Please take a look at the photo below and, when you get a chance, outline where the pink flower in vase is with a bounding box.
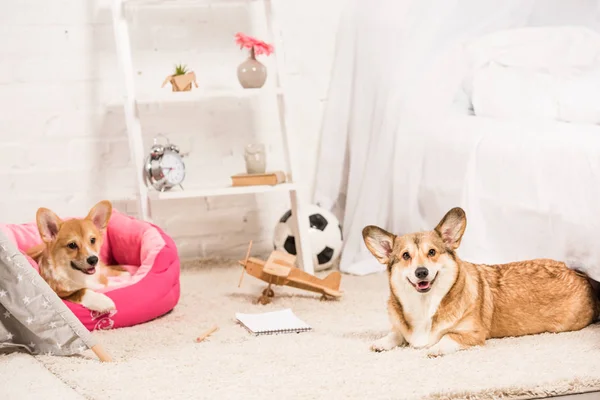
[235,32,272,88]
[234,32,274,57]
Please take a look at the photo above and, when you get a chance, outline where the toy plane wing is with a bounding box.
[285,268,343,297]
[263,263,291,277]
[262,251,295,277]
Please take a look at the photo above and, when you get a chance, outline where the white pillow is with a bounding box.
[559,68,600,124]
[464,26,600,124]
[471,62,600,124]
[471,63,557,121]
[465,26,600,73]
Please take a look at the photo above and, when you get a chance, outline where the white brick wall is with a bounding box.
[0,0,345,260]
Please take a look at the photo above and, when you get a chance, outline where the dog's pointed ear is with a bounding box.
[434,207,467,249]
[86,200,113,232]
[362,225,395,264]
[36,208,62,243]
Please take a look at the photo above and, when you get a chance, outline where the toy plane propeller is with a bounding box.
[237,241,343,304]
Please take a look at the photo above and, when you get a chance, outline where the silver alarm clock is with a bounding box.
[144,134,186,192]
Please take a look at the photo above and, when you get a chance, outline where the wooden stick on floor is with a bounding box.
[91,344,113,362]
[195,325,219,343]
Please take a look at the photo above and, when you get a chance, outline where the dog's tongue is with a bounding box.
[84,267,96,275]
[417,281,430,290]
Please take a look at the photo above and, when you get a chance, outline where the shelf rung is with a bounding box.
[148,182,297,200]
[108,87,283,107]
[123,0,256,8]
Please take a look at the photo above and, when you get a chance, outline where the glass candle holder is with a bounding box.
[244,143,266,174]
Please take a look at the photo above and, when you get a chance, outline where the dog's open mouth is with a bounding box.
[407,275,437,293]
[71,261,96,275]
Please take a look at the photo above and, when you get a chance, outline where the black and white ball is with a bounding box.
[273,204,343,272]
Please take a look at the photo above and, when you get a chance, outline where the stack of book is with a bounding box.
[230,170,287,187]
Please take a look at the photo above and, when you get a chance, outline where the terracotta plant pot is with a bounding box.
[161,72,199,92]
[237,48,267,89]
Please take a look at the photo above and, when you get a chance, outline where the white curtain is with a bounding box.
[314,0,600,275]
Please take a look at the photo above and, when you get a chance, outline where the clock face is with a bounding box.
[159,152,185,185]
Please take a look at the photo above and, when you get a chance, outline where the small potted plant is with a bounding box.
[234,32,274,89]
[161,63,199,92]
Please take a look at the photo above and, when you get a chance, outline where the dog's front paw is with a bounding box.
[426,346,445,358]
[370,332,404,352]
[371,340,394,352]
[82,291,116,313]
[92,295,116,313]
[426,336,461,358]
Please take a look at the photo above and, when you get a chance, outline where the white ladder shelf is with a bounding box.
[110,0,315,275]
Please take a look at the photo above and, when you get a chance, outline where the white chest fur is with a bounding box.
[393,270,456,349]
[398,287,445,348]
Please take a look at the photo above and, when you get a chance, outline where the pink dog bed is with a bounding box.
[0,210,180,331]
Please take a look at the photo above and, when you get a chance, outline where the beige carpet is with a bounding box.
[3,262,600,400]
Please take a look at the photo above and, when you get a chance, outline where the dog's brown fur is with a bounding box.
[26,200,129,313]
[363,207,599,357]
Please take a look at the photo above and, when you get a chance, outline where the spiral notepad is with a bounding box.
[235,308,312,335]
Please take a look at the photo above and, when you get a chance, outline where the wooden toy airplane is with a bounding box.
[237,241,343,305]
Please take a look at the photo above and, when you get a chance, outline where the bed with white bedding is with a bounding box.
[391,114,600,281]
[313,0,600,277]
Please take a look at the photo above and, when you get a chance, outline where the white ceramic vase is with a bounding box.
[237,48,267,89]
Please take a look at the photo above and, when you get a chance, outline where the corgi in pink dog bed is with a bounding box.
[1,200,180,331]
[26,201,129,313]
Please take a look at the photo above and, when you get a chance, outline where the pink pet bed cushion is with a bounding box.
[0,210,180,331]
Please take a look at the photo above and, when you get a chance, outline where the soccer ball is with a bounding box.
[273,204,343,272]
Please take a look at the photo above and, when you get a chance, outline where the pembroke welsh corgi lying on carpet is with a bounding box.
[26,200,129,313]
[363,207,599,357]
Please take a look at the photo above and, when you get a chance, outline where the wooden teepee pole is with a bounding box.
[91,344,113,362]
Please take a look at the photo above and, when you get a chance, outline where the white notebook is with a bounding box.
[235,308,312,335]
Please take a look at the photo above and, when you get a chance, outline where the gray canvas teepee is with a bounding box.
[0,230,110,361]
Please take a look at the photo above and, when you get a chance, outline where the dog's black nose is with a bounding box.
[415,267,429,279]
[87,256,99,266]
